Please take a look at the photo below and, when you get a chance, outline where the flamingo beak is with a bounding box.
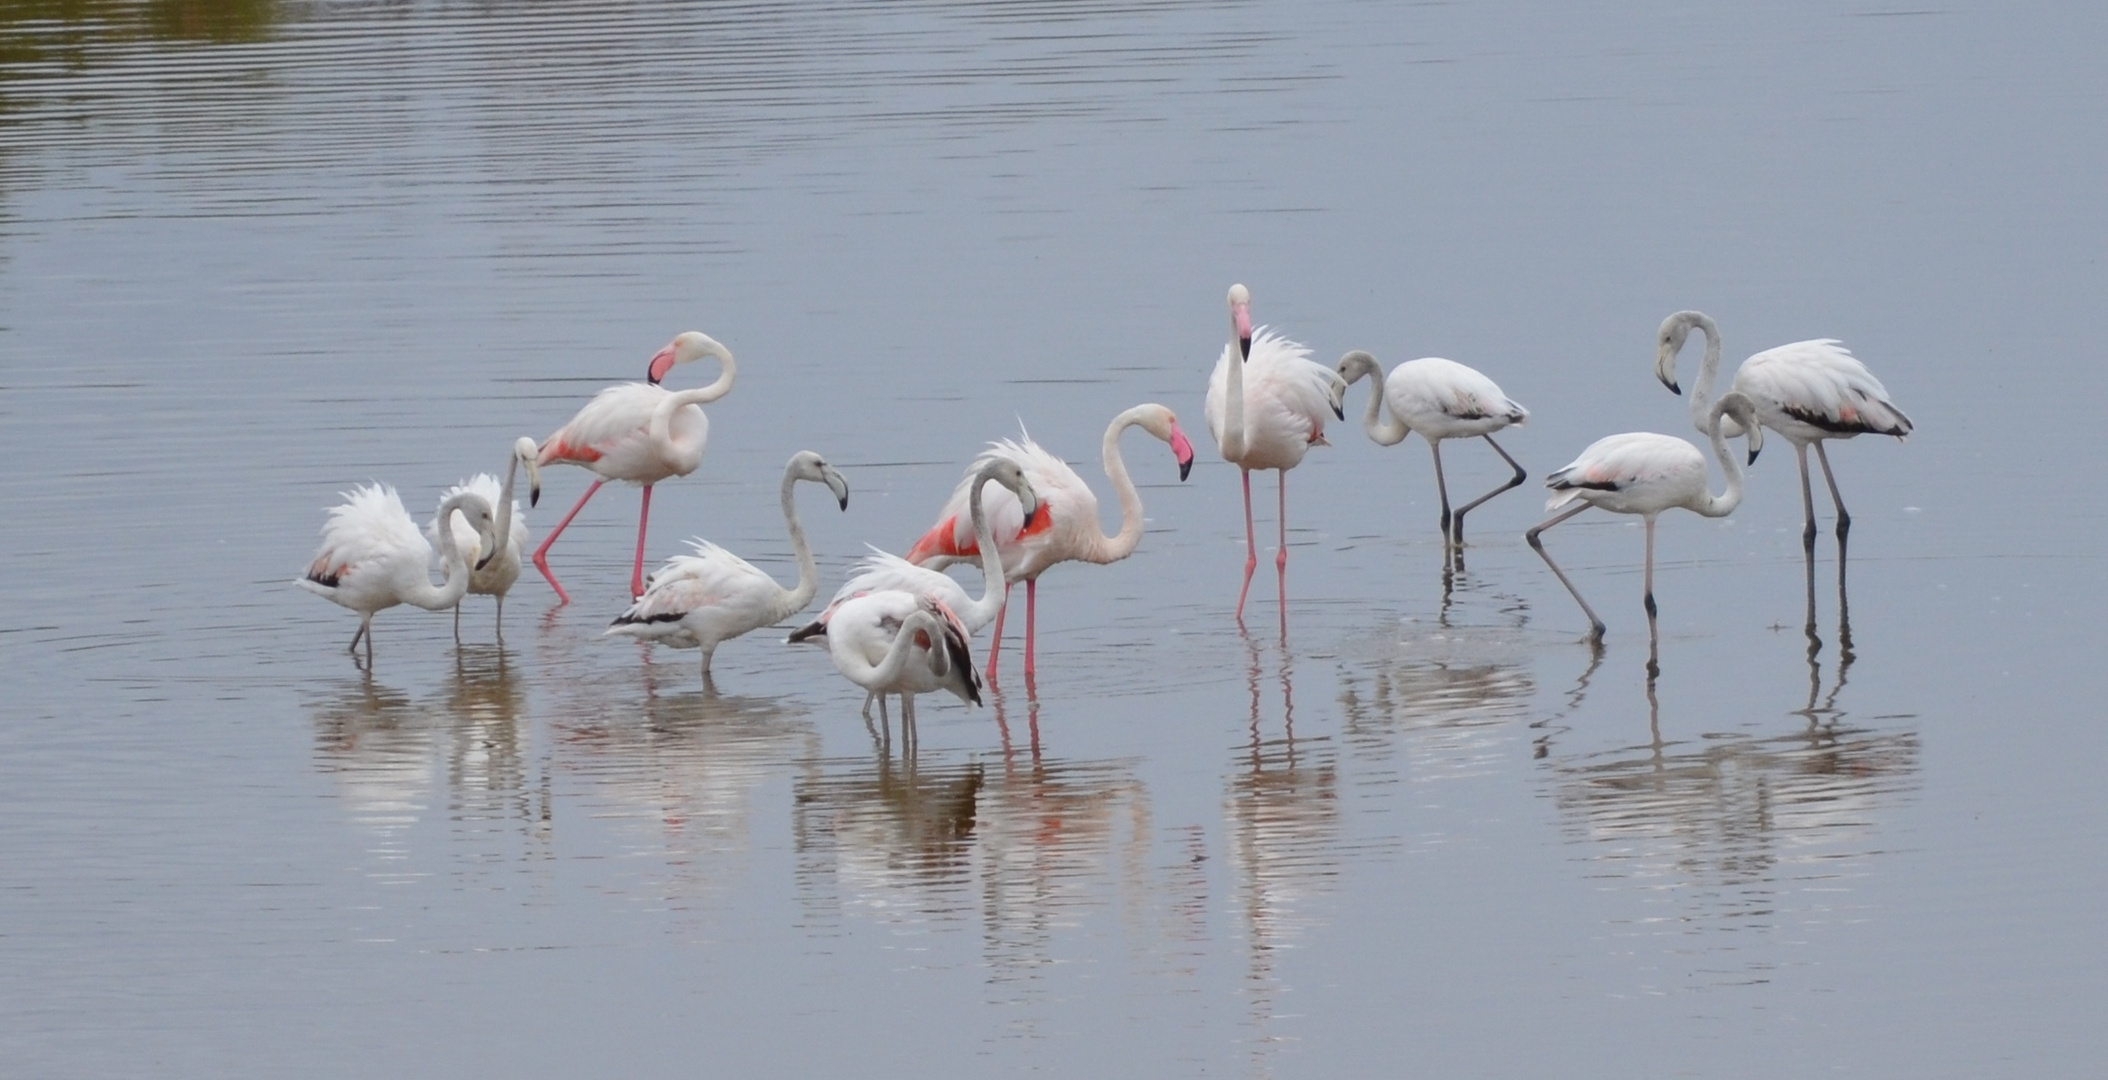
[825,467,850,511]
[1169,424,1195,481]
[1233,302,1252,361]
[526,458,543,509]
[647,342,680,385]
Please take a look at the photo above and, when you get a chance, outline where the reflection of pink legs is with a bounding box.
[1023,579,1039,681]
[632,484,655,599]
[532,478,604,605]
[1236,468,1258,621]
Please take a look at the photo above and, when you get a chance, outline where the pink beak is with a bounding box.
[1169,423,1195,481]
[647,342,680,385]
[1232,302,1252,360]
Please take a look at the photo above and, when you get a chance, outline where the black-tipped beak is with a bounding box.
[1664,378,1682,396]
[1747,446,1762,467]
[1332,401,1345,421]
[1178,458,1193,482]
[475,551,495,571]
[837,493,850,511]
[529,486,541,509]
[1239,335,1251,361]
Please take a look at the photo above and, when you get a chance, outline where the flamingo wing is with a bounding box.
[306,483,427,585]
[1544,433,1701,510]
[1390,357,1528,433]
[1738,340,1913,438]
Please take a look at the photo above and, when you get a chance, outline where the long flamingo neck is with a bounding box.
[410,494,478,610]
[864,611,939,689]
[647,355,736,447]
[1700,406,1747,519]
[1094,408,1147,563]
[491,454,519,554]
[1687,313,1724,435]
[1351,361,1409,445]
[1222,338,1248,462]
[781,468,821,613]
[963,474,1007,625]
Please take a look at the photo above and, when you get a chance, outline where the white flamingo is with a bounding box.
[824,591,981,750]
[904,405,1193,683]
[427,437,542,641]
[1656,310,1912,549]
[1207,283,1347,622]
[605,450,850,683]
[299,483,498,665]
[532,331,736,603]
[1526,392,1763,644]
[1336,350,1528,546]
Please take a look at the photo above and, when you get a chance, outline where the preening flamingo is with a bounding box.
[1337,351,1528,546]
[606,450,849,683]
[427,437,542,641]
[905,404,1194,683]
[1207,283,1348,622]
[1655,310,1912,549]
[1526,392,1763,645]
[299,483,498,665]
[824,591,981,750]
[532,331,737,603]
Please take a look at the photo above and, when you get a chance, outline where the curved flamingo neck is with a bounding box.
[1682,312,1724,435]
[1345,354,1409,445]
[1698,403,1748,519]
[491,453,521,555]
[780,466,822,615]
[961,469,1009,625]
[857,610,941,690]
[647,352,737,449]
[408,493,479,611]
[1091,406,1151,564]
[1222,337,1248,464]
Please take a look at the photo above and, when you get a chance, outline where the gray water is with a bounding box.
[4,1,2104,1076]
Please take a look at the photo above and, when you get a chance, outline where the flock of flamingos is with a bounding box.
[300,284,1912,728]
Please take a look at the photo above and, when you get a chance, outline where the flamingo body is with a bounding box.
[1205,330,1338,471]
[299,483,496,663]
[1339,351,1529,545]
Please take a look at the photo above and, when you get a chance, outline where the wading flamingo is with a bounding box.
[533,331,736,603]
[606,451,849,684]
[1207,283,1347,622]
[299,484,497,666]
[1655,310,1911,550]
[905,405,1194,683]
[824,591,981,752]
[427,437,542,641]
[1336,350,1528,546]
[1526,392,1763,646]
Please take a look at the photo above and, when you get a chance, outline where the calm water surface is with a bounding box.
[4,1,2105,1076]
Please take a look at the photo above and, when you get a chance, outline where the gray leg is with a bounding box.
[1430,440,1454,542]
[1526,504,1604,642]
[1814,441,1851,544]
[1643,516,1660,677]
[1795,442,1818,551]
[1448,434,1529,546]
[453,604,462,644]
[494,594,505,642]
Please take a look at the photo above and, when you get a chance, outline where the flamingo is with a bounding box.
[605,450,849,683]
[904,404,1194,683]
[1655,310,1912,550]
[299,483,498,665]
[532,330,737,604]
[824,591,981,751]
[1207,283,1347,622]
[427,437,543,641]
[1336,351,1528,547]
[1525,391,1763,645]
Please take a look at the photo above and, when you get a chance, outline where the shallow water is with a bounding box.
[4,1,2106,1076]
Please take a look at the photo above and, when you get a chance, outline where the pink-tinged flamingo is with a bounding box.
[299,483,498,665]
[904,405,1193,684]
[532,331,736,603]
[1336,351,1528,546]
[1526,392,1762,647]
[427,437,542,641]
[1656,310,1912,550]
[605,451,849,685]
[1206,283,1347,622]
[823,591,982,752]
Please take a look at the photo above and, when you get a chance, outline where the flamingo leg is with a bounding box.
[494,595,505,642]
[532,478,605,605]
[1814,441,1851,544]
[1449,434,1528,546]
[1526,504,1604,642]
[632,484,655,599]
[986,582,1013,685]
[1236,468,1258,622]
[1430,440,1454,542]
[1794,442,1818,551]
[901,693,918,758]
[1023,578,1039,681]
[452,603,462,644]
[349,616,369,656]
[1276,470,1290,625]
[1643,515,1659,622]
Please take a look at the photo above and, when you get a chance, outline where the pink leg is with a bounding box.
[1276,470,1290,626]
[987,582,1013,685]
[1236,468,1258,622]
[533,478,604,606]
[1023,578,1039,681]
[632,484,655,599]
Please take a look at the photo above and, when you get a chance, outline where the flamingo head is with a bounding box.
[975,457,1041,525]
[1712,392,1764,465]
[1656,311,1699,395]
[441,492,500,571]
[788,450,852,511]
[648,330,732,385]
[513,436,543,509]
[1337,350,1382,387]
[1134,404,1197,481]
[1227,283,1252,360]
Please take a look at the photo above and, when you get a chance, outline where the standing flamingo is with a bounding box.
[299,484,498,665]
[824,591,981,752]
[532,330,736,603]
[1336,351,1528,547]
[1655,310,1912,550]
[605,450,849,683]
[427,437,543,641]
[1207,283,1348,622]
[904,404,1194,683]
[1526,392,1763,646]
